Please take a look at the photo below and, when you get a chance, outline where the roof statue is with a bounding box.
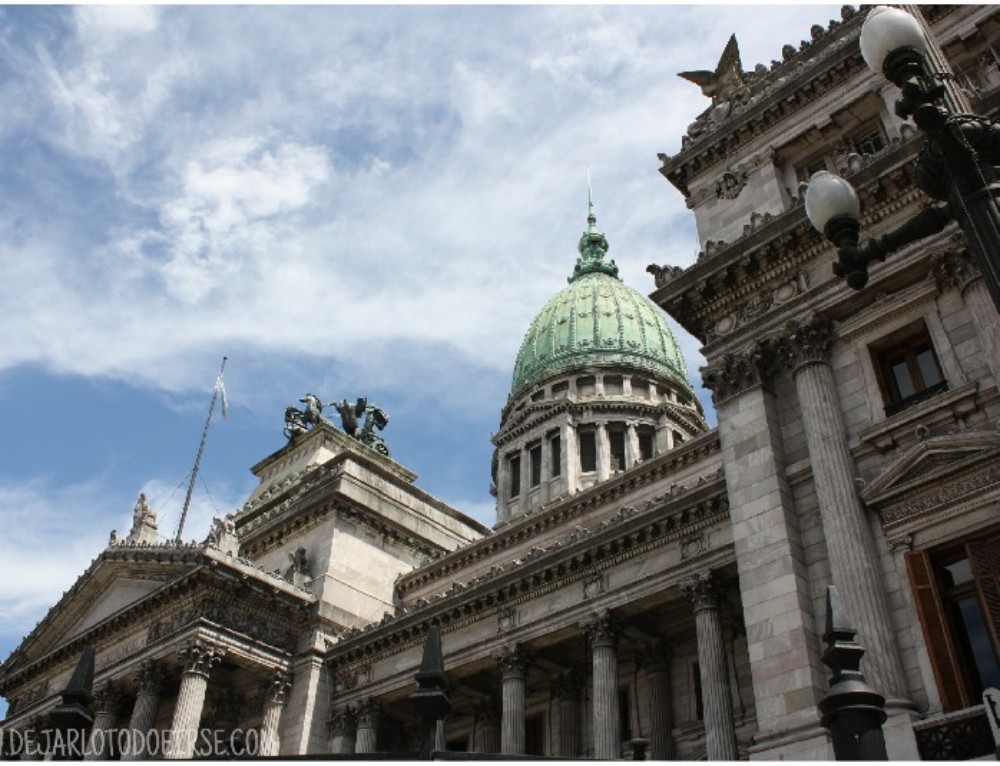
[125,492,159,545]
[283,391,391,456]
[678,34,752,142]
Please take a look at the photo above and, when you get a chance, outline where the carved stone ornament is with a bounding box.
[356,698,382,729]
[583,611,621,650]
[136,660,167,696]
[775,314,835,371]
[474,698,501,725]
[681,533,708,559]
[178,638,225,678]
[683,571,721,612]
[497,608,518,632]
[700,341,777,404]
[329,706,357,737]
[583,573,606,598]
[646,263,685,289]
[494,646,529,679]
[551,671,581,701]
[715,169,748,199]
[930,245,979,293]
[93,680,127,716]
[264,671,292,706]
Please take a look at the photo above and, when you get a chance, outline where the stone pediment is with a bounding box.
[0,551,198,681]
[861,431,1000,512]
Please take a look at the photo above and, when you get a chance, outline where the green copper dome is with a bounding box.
[510,201,691,397]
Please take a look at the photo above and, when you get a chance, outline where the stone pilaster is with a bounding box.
[497,455,510,523]
[561,420,578,495]
[328,706,357,755]
[122,660,166,760]
[164,639,225,760]
[553,673,581,758]
[85,681,127,760]
[596,422,610,481]
[259,671,292,757]
[645,643,676,761]
[684,573,738,761]
[355,699,381,754]
[584,612,621,760]
[777,315,907,701]
[496,646,528,755]
[934,248,1000,386]
[473,699,500,754]
[518,446,529,516]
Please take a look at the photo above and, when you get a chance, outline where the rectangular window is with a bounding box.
[673,430,685,446]
[609,428,626,472]
[579,430,597,473]
[871,322,947,416]
[907,536,1000,713]
[529,443,542,487]
[508,454,521,499]
[849,122,887,157]
[632,378,649,398]
[577,376,596,396]
[550,433,561,477]
[638,429,655,461]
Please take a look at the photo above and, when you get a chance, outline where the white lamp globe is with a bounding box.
[860,6,927,77]
[804,171,860,233]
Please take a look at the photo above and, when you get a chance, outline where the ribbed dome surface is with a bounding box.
[510,270,690,397]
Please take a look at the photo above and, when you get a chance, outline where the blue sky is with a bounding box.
[0,4,841,715]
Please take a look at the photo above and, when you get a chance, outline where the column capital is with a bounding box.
[700,340,778,404]
[136,659,168,695]
[582,611,621,650]
[775,313,835,372]
[637,639,674,673]
[328,706,357,737]
[261,670,292,707]
[93,680,128,717]
[356,698,381,729]
[474,698,500,725]
[494,645,530,680]
[551,671,581,701]
[178,638,225,678]
[683,571,722,613]
[931,245,981,293]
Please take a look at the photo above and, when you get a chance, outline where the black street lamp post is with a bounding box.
[806,6,1000,311]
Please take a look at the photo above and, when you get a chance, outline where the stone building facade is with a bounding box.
[3,4,1000,761]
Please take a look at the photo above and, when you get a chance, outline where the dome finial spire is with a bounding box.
[570,169,618,282]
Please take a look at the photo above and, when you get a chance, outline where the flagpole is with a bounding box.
[176,356,227,543]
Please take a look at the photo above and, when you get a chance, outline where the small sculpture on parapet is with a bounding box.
[206,514,238,557]
[333,397,391,456]
[126,493,159,545]
[283,393,327,439]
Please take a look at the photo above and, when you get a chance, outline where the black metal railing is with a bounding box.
[914,706,995,761]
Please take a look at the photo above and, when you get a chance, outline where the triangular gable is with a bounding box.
[862,431,1000,507]
[1,550,200,676]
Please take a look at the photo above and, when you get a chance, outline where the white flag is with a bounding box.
[215,371,228,419]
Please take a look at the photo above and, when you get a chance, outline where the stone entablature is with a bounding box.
[397,431,721,600]
[652,139,925,347]
[660,8,867,197]
[330,478,730,678]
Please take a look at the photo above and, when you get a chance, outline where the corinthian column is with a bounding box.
[596,422,610,481]
[328,707,357,755]
[259,672,292,757]
[683,573,738,761]
[473,699,500,754]
[355,699,380,754]
[85,681,126,760]
[496,646,528,755]
[553,672,581,758]
[164,639,225,760]
[777,316,906,700]
[122,660,166,760]
[584,612,621,760]
[645,642,676,760]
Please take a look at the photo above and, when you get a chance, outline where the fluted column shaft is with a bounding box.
[963,277,1000,385]
[473,701,500,754]
[329,707,357,755]
[596,422,610,481]
[561,420,577,495]
[646,649,676,760]
[625,422,640,468]
[793,360,906,698]
[85,682,125,760]
[259,672,291,757]
[165,640,225,760]
[355,700,380,754]
[121,662,165,761]
[497,649,527,755]
[555,676,581,758]
[686,574,738,761]
[586,614,620,760]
